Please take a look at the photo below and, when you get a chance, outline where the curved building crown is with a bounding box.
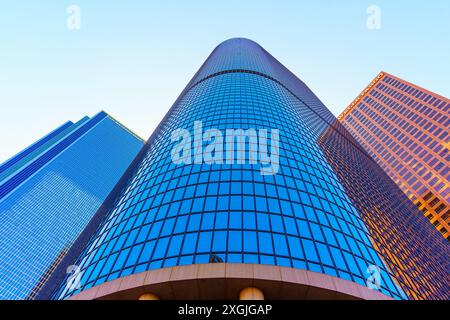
[52,39,449,300]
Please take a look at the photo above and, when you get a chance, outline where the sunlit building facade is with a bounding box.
[51,39,449,301]
[0,112,144,300]
[339,72,450,240]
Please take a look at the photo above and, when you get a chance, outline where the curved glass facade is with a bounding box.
[54,39,449,300]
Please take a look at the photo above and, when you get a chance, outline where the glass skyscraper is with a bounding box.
[339,72,449,240]
[50,39,448,300]
[0,111,144,300]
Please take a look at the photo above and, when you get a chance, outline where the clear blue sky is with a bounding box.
[1,0,449,163]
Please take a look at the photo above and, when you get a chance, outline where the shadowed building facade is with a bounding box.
[50,39,449,301]
[0,112,144,300]
[338,72,449,240]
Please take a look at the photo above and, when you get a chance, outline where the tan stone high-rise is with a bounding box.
[339,72,449,240]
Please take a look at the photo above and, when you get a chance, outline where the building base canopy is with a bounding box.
[68,263,392,300]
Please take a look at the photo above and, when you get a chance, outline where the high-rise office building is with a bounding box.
[0,111,144,300]
[339,72,450,240]
[50,39,448,301]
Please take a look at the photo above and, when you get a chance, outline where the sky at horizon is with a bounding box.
[1,0,449,163]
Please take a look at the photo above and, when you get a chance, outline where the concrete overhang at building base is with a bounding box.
[67,263,393,300]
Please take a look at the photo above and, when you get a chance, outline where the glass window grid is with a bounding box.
[55,72,404,300]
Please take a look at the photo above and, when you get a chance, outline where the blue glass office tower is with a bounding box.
[0,111,144,300]
[52,39,449,300]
